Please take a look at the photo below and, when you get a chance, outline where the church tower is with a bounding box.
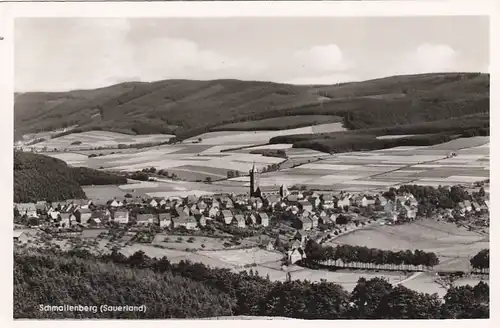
[249,163,261,198]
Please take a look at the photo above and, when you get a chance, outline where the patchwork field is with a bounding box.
[30,131,174,150]
[41,128,488,197]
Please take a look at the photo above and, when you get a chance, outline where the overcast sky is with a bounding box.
[15,16,489,92]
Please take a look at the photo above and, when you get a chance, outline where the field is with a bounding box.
[185,122,346,145]
[29,131,174,151]
[212,115,342,131]
[327,220,488,272]
[41,131,488,200]
[152,234,255,251]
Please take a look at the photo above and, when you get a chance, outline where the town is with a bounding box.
[14,163,490,269]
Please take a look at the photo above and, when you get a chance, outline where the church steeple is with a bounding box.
[249,162,261,198]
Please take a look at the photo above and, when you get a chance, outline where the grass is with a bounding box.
[212,115,342,131]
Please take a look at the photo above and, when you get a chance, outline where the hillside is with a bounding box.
[14,152,127,203]
[14,73,489,141]
[14,248,489,319]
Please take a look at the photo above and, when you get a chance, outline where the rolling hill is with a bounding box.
[14,152,127,203]
[14,73,489,142]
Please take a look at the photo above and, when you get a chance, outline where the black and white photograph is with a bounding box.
[4,0,494,321]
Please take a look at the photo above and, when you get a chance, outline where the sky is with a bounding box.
[15,16,489,92]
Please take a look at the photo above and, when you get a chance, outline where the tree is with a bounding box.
[205,177,212,184]
[227,171,235,179]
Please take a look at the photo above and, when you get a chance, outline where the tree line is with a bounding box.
[304,240,440,268]
[14,248,488,319]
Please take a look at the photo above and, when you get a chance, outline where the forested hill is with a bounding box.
[14,152,127,203]
[14,72,489,141]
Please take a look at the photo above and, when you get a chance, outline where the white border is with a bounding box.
[0,1,498,328]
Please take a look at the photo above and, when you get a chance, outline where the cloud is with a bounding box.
[292,44,353,72]
[397,43,459,74]
[133,37,265,81]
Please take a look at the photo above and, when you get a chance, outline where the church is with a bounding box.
[249,163,262,198]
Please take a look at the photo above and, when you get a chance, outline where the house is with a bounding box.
[365,195,376,206]
[310,215,319,228]
[266,241,275,251]
[234,214,246,228]
[113,210,129,224]
[471,201,482,212]
[174,206,188,218]
[75,208,92,223]
[353,196,368,207]
[287,248,306,264]
[49,211,60,222]
[336,196,351,208]
[137,213,156,225]
[299,200,313,212]
[13,231,29,243]
[320,194,335,209]
[248,213,258,225]
[59,213,71,228]
[483,200,490,211]
[208,207,219,218]
[16,203,37,218]
[258,212,269,227]
[91,209,111,222]
[88,218,102,227]
[286,194,299,203]
[319,211,329,224]
[197,200,208,211]
[172,216,197,230]
[375,196,388,206]
[295,216,313,231]
[158,213,172,228]
[149,199,158,208]
[220,210,234,225]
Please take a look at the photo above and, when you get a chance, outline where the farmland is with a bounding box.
[27,130,174,151]
[212,115,343,131]
[39,133,489,199]
[326,219,488,272]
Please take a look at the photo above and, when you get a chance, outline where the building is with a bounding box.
[295,216,313,231]
[220,210,234,225]
[16,203,37,218]
[249,163,262,198]
[258,212,270,227]
[158,213,172,228]
[234,214,246,228]
[172,216,197,230]
[137,213,156,225]
[280,184,290,198]
[113,210,129,224]
[13,231,29,243]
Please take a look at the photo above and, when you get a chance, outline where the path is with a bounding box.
[395,271,424,285]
